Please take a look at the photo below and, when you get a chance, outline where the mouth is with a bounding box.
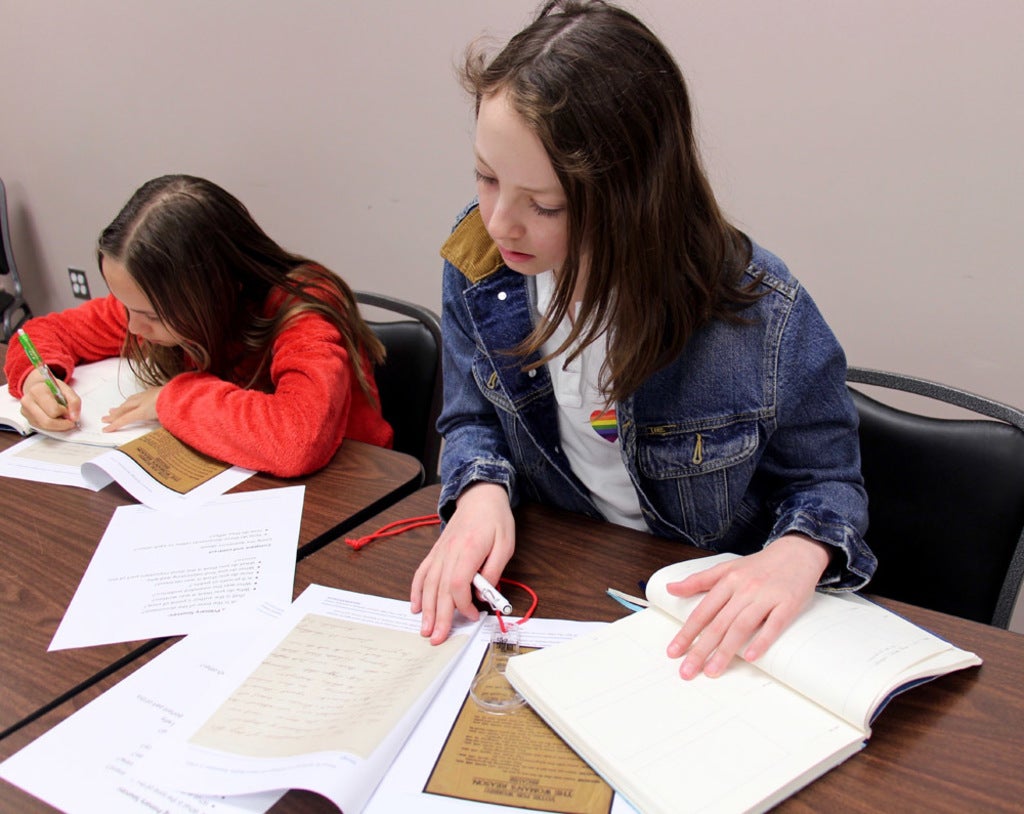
[499,246,536,264]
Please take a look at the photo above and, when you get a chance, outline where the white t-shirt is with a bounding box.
[534,272,646,531]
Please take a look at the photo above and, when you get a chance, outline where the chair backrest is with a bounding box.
[0,177,32,342]
[355,291,443,483]
[847,367,1024,628]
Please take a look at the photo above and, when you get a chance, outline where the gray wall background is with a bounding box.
[3,2,1022,627]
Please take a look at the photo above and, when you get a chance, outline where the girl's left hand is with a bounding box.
[665,534,830,679]
[102,386,163,431]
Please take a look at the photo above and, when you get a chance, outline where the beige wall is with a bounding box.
[2,2,1022,624]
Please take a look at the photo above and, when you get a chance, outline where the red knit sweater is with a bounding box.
[5,293,393,476]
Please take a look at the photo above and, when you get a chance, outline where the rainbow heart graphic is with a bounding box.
[590,409,618,443]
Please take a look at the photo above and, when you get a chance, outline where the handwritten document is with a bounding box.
[192,614,466,759]
[49,486,304,650]
[139,586,483,813]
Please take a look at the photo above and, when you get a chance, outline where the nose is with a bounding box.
[486,197,526,243]
[127,313,149,338]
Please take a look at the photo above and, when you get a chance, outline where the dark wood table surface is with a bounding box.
[1,344,424,739]
[3,484,1022,812]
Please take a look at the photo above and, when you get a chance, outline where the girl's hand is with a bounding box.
[410,482,515,645]
[19,369,81,429]
[665,534,830,679]
[102,386,163,431]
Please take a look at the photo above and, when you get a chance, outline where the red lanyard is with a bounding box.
[344,514,440,549]
[344,513,537,627]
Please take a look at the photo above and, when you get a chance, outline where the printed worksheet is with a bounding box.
[49,486,304,650]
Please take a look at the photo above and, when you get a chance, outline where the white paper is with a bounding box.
[0,601,289,814]
[49,486,304,651]
[0,433,108,488]
[82,448,255,510]
[139,585,484,813]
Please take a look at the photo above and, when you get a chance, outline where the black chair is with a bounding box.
[355,291,443,484]
[0,178,32,342]
[847,366,1024,628]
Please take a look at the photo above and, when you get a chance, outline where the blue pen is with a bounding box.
[16,328,69,409]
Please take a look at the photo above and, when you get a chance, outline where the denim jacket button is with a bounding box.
[497,291,507,301]
[528,369,537,378]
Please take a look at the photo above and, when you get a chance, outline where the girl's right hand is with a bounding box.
[410,482,515,645]
[19,369,81,430]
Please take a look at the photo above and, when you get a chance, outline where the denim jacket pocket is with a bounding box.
[470,351,562,486]
[472,355,515,413]
[637,418,761,544]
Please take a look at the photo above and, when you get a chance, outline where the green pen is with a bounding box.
[16,328,69,409]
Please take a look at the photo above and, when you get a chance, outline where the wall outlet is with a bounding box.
[68,267,92,300]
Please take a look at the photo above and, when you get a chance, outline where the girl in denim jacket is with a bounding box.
[412,0,876,679]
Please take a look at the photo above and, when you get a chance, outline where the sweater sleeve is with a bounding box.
[156,311,356,478]
[4,295,128,396]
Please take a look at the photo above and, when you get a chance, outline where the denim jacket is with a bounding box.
[437,204,875,590]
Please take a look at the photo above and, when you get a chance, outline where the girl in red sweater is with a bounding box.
[5,174,393,476]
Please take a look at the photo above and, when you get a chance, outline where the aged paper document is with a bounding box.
[140,586,483,813]
[191,614,468,759]
[116,428,230,492]
[425,645,614,813]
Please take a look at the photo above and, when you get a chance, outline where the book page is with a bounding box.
[645,554,982,730]
[506,608,866,814]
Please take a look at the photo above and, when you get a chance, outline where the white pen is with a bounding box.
[473,573,513,615]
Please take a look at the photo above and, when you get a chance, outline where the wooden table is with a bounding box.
[3,485,1022,812]
[0,349,423,741]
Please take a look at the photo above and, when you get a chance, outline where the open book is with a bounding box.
[1,358,252,507]
[1,356,156,445]
[506,553,983,814]
[0,382,33,435]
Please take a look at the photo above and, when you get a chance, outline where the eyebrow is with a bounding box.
[474,151,564,197]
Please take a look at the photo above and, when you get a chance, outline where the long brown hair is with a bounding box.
[462,0,760,402]
[96,174,383,400]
